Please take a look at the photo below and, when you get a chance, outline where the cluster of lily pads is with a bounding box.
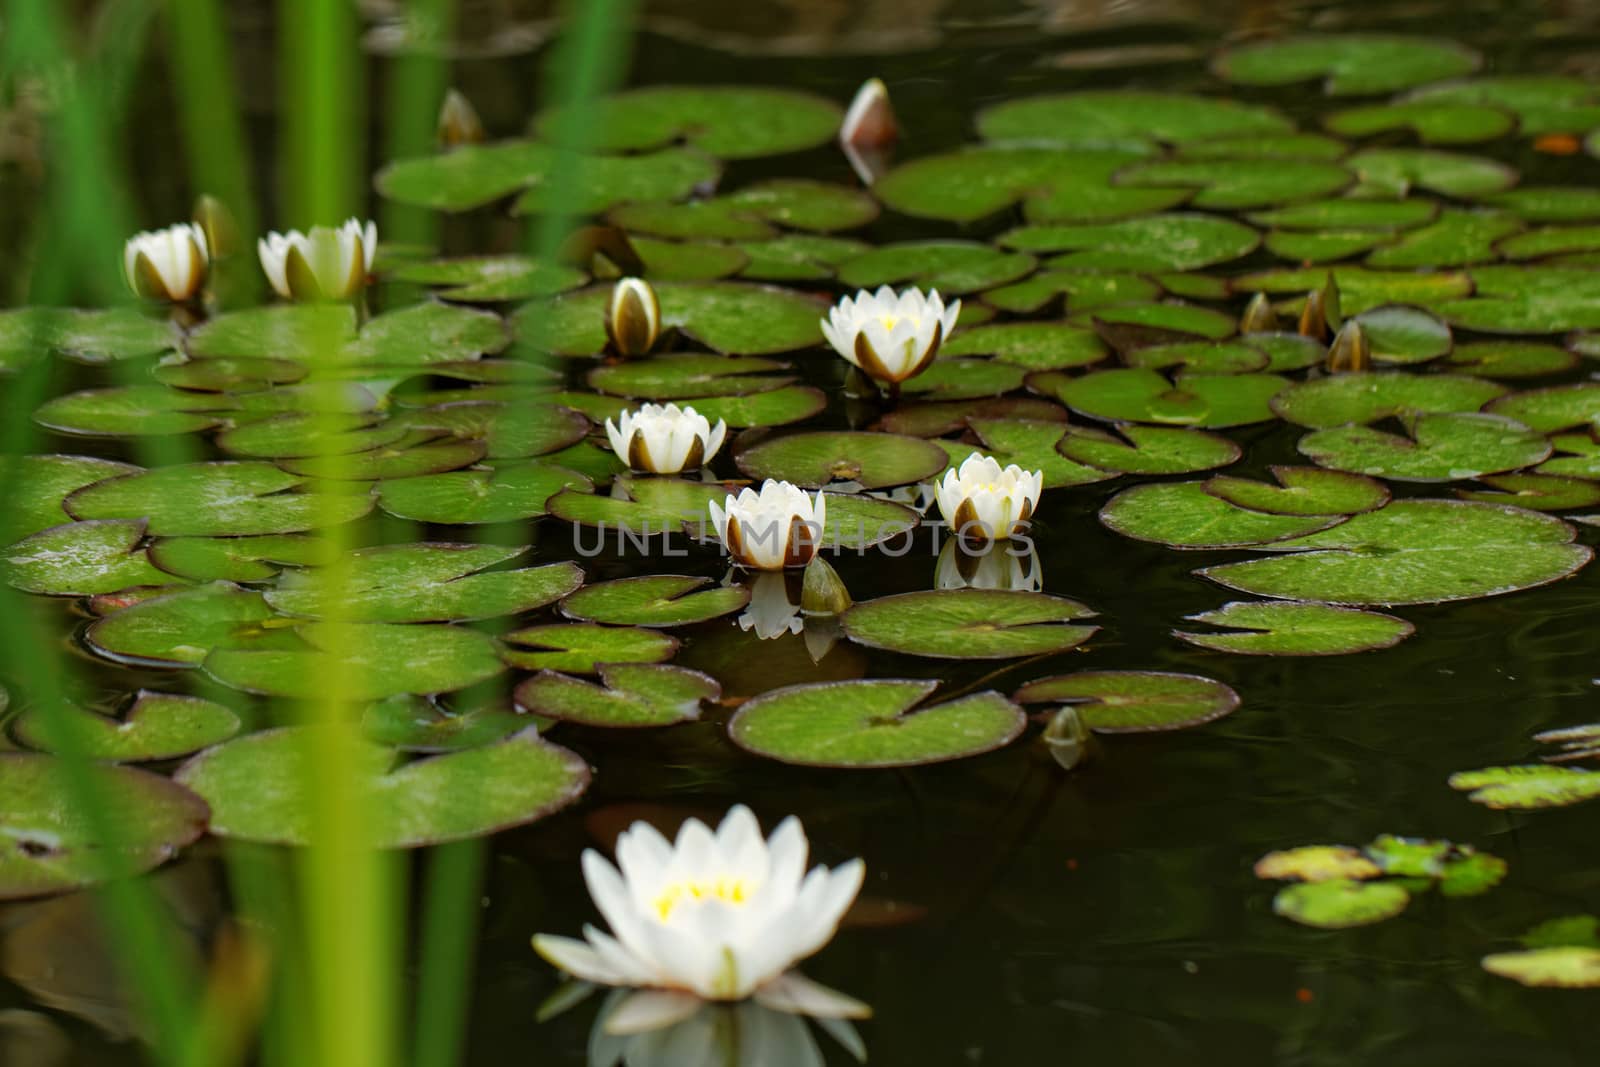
[4,30,1600,1016]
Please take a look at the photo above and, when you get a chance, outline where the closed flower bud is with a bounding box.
[605,277,661,357]
[820,285,959,387]
[1240,291,1278,334]
[257,218,376,301]
[437,88,486,148]
[709,480,826,571]
[800,554,851,615]
[933,452,1043,543]
[604,402,726,474]
[1326,320,1371,374]
[123,223,209,302]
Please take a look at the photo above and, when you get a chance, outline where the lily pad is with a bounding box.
[1297,412,1550,483]
[1324,101,1512,144]
[835,241,1035,295]
[1482,947,1600,988]
[1409,75,1600,136]
[1255,846,1382,882]
[560,575,748,628]
[1115,158,1351,210]
[1213,35,1480,95]
[978,91,1292,147]
[841,589,1098,660]
[1034,368,1286,428]
[216,414,410,460]
[277,437,490,481]
[983,271,1160,314]
[4,520,171,595]
[735,432,947,490]
[1479,187,1600,223]
[897,359,1027,401]
[84,582,283,667]
[1449,764,1600,809]
[671,386,826,429]
[939,323,1106,370]
[173,726,588,847]
[64,462,375,536]
[1435,267,1600,332]
[389,256,587,302]
[153,356,308,391]
[0,754,209,900]
[1446,341,1575,379]
[1231,266,1474,315]
[188,301,507,373]
[957,419,1117,489]
[396,401,589,460]
[148,534,328,583]
[537,86,840,159]
[547,476,726,535]
[876,397,1066,438]
[360,695,528,754]
[609,181,877,238]
[627,238,748,281]
[513,663,719,728]
[1352,306,1453,364]
[1175,600,1414,655]
[1204,466,1390,516]
[1200,499,1592,606]
[1484,383,1600,431]
[1013,669,1239,733]
[1273,879,1411,929]
[515,282,821,357]
[377,462,591,524]
[1345,148,1516,198]
[1078,302,1238,342]
[1265,229,1391,264]
[1457,473,1600,511]
[587,354,792,399]
[0,308,175,371]
[1101,482,1342,549]
[0,455,144,542]
[501,623,678,674]
[1056,423,1241,475]
[13,692,240,762]
[735,234,872,282]
[1123,341,1268,374]
[1270,372,1507,428]
[998,214,1259,272]
[1249,199,1440,231]
[34,386,223,437]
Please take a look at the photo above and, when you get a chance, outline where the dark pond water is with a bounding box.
[6,1,1600,1064]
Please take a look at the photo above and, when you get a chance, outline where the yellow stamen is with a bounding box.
[653,878,752,920]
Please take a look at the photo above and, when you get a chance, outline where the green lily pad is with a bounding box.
[1177,132,1349,160]
[1265,229,1392,263]
[609,181,877,239]
[513,663,719,728]
[1250,333,1329,373]
[1255,846,1382,882]
[13,692,240,762]
[148,534,328,583]
[1101,481,1342,549]
[538,86,840,159]
[734,234,872,282]
[1213,34,1480,95]
[1078,302,1238,342]
[841,589,1098,660]
[1174,600,1414,655]
[1435,267,1600,332]
[998,214,1260,271]
[1409,75,1600,136]
[817,494,925,551]
[1273,879,1411,929]
[174,726,587,847]
[1479,187,1600,223]
[277,437,490,481]
[1449,764,1600,809]
[0,754,209,900]
[4,520,171,595]
[1123,341,1268,374]
[0,455,144,543]
[375,140,719,213]
[548,475,726,534]
[983,271,1160,314]
[735,432,947,490]
[587,354,792,399]
[1249,199,1440,231]
[188,301,508,373]
[1298,412,1550,483]
[978,91,1292,147]
[84,582,283,667]
[1204,466,1390,516]
[939,323,1106,371]
[389,256,588,301]
[1485,383,1600,431]
[1537,430,1600,478]
[686,386,828,428]
[1349,306,1452,364]
[1056,423,1241,475]
[216,414,410,460]
[876,397,1066,438]
[153,355,309,391]
[397,401,589,459]
[560,575,748,628]
[727,678,1026,768]
[1115,158,1351,210]
[65,462,375,537]
[1324,101,1512,144]
[626,237,748,281]
[0,307,176,371]
[1457,472,1600,511]
[1200,499,1591,606]
[897,359,1027,401]
[1483,947,1600,988]
[360,695,528,754]
[203,621,506,700]
[501,623,678,674]
[1270,372,1507,428]
[1493,224,1600,262]
[377,461,591,524]
[1346,147,1516,197]
[1012,670,1239,732]
[265,544,582,623]
[1445,341,1575,379]
[515,282,821,357]
[34,386,223,437]
[1033,368,1286,428]
[957,419,1117,489]
[835,241,1036,295]
[1231,266,1474,315]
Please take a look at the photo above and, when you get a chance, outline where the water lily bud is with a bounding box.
[932,452,1043,544]
[1042,705,1096,771]
[604,402,726,474]
[1326,320,1371,374]
[839,78,897,185]
[257,218,376,301]
[800,554,851,615]
[820,285,960,388]
[436,88,485,148]
[1297,275,1342,341]
[123,223,209,303]
[708,480,826,571]
[1240,291,1278,334]
[192,195,240,260]
[605,276,661,357]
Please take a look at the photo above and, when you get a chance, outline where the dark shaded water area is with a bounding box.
[6,1,1600,1063]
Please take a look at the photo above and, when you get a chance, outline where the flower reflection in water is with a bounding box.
[934,538,1042,592]
[587,988,866,1067]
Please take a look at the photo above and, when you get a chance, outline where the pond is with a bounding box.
[3,0,1600,1063]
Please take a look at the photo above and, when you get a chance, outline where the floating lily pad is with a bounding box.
[1115,158,1351,210]
[538,86,840,159]
[818,494,925,551]
[0,455,144,542]
[728,678,1025,768]
[375,140,719,213]
[897,359,1026,401]
[1273,879,1411,929]
[84,582,283,667]
[0,754,208,900]
[1249,199,1439,231]
[1012,670,1239,732]
[1345,148,1516,198]
[939,323,1106,370]
[501,623,678,673]
[1457,472,1600,511]
[1409,75,1600,136]
[876,397,1066,438]
[683,386,827,428]
[1479,186,1600,223]
[361,695,528,754]
[1449,764,1600,809]
[627,237,748,281]
[998,214,1260,271]
[1352,306,1453,364]
[1213,35,1480,95]
[1175,600,1414,655]
[389,256,587,301]
[1232,265,1474,315]
[1298,412,1550,483]
[978,91,1292,147]
[277,437,490,481]
[1435,267,1600,332]
[1078,302,1238,341]
[560,575,748,628]
[841,589,1098,660]
[1255,846,1382,882]
[1265,229,1391,263]
[514,663,719,728]
[1034,368,1286,428]
[1101,482,1342,549]
[13,692,240,762]
[516,282,821,356]
[609,181,877,238]
[1124,341,1268,374]
[216,414,410,460]
[0,308,176,372]
[377,462,591,524]
[735,234,871,282]
[174,726,587,847]
[398,401,590,459]
[1056,423,1241,475]
[154,355,308,391]
[735,432,947,490]
[65,462,375,536]
[1201,499,1591,606]
[1483,947,1600,988]
[1485,383,1600,431]
[984,271,1160,314]
[1250,333,1328,373]
[835,241,1035,295]
[147,534,327,584]
[1445,340,1575,379]
[203,621,506,700]
[547,475,726,535]
[1324,101,1512,144]
[189,301,507,373]
[957,419,1116,489]
[34,386,223,437]
[4,520,171,595]
[1204,466,1389,516]
[587,354,792,399]
[1270,372,1507,428]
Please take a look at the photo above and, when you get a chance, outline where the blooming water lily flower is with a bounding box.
[935,538,1042,592]
[605,402,726,474]
[708,481,826,571]
[605,276,662,356]
[533,806,867,1017]
[819,285,959,388]
[257,217,376,301]
[123,223,209,303]
[932,452,1043,542]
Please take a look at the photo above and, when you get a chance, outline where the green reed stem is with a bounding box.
[380,0,457,250]
[412,838,488,1067]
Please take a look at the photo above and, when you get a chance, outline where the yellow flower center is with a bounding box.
[653,877,753,920]
[878,314,899,330]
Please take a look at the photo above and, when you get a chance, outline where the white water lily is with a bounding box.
[933,452,1043,542]
[708,481,826,571]
[935,538,1042,592]
[606,276,662,357]
[123,223,209,302]
[257,218,376,301]
[738,571,804,640]
[819,286,959,386]
[533,806,867,1014]
[605,402,726,474]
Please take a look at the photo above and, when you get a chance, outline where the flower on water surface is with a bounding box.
[257,218,376,301]
[606,276,662,357]
[933,452,1043,543]
[604,402,726,475]
[819,285,959,386]
[123,223,209,303]
[935,538,1042,592]
[533,806,867,1017]
[709,481,826,571]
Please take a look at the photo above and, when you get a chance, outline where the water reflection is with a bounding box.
[735,570,805,639]
[588,989,866,1067]
[934,538,1042,592]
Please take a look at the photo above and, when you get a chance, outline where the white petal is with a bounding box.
[532,934,633,987]
[755,971,872,1020]
[601,989,704,1035]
